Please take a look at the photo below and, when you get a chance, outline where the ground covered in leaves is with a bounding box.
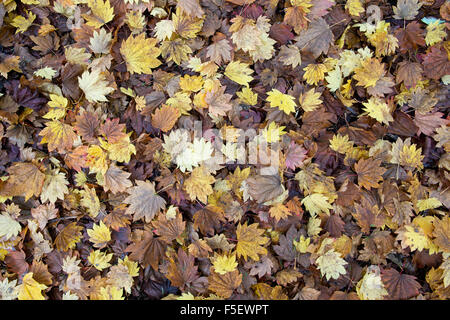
[0,0,449,300]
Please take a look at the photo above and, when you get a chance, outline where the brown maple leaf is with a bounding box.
[208,268,242,298]
[152,212,186,244]
[381,268,421,300]
[126,230,167,270]
[354,158,387,190]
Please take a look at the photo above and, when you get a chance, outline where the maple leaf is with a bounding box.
[393,0,422,20]
[152,212,186,244]
[193,206,226,236]
[184,166,215,203]
[269,203,292,222]
[354,158,387,190]
[356,266,388,300]
[80,185,101,218]
[17,273,47,300]
[54,222,83,252]
[395,21,426,54]
[425,20,447,46]
[362,97,394,125]
[353,57,385,88]
[43,94,68,120]
[432,216,450,252]
[120,33,161,74]
[316,249,348,281]
[381,268,421,300]
[11,11,35,34]
[208,269,242,298]
[126,231,166,270]
[87,221,111,248]
[204,85,233,117]
[422,44,450,80]
[414,111,449,136]
[355,197,386,232]
[253,283,289,300]
[212,254,238,275]
[236,222,269,261]
[100,163,132,194]
[31,203,58,230]
[278,45,302,68]
[0,162,45,201]
[88,250,113,271]
[124,180,166,222]
[295,17,333,58]
[84,0,115,29]
[246,175,284,203]
[224,60,254,87]
[78,69,114,103]
[166,248,199,290]
[39,120,77,153]
[40,170,69,204]
[0,212,21,241]
[396,61,423,88]
[301,193,333,216]
[206,39,232,65]
[298,88,322,112]
[151,105,180,132]
[303,63,327,85]
[285,141,308,170]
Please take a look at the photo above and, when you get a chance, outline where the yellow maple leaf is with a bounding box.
[236,87,258,106]
[94,286,124,300]
[87,221,111,248]
[356,266,388,300]
[18,273,47,300]
[184,166,215,203]
[125,11,145,33]
[353,57,385,88]
[212,253,238,275]
[226,167,251,198]
[160,38,192,65]
[172,8,204,39]
[399,142,424,170]
[262,121,287,143]
[80,185,101,218]
[34,67,57,79]
[293,235,311,253]
[266,89,296,115]
[11,11,36,34]
[269,203,292,222]
[43,94,69,120]
[362,97,394,125]
[84,0,115,29]
[301,193,333,216]
[397,224,431,252]
[299,88,322,112]
[330,134,354,154]
[118,256,139,277]
[303,63,327,85]
[88,250,113,271]
[345,0,365,17]
[179,75,204,93]
[120,33,161,74]
[86,145,108,174]
[54,222,83,251]
[100,134,136,163]
[224,60,254,87]
[425,20,447,46]
[236,222,269,261]
[315,249,347,280]
[416,198,442,212]
[39,120,77,153]
[78,69,114,103]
